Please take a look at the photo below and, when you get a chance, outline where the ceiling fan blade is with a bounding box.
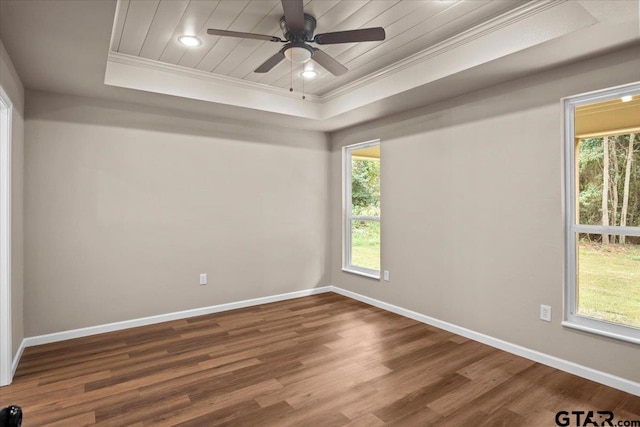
[207,29,282,42]
[311,48,347,76]
[313,27,386,45]
[281,0,305,33]
[255,49,287,73]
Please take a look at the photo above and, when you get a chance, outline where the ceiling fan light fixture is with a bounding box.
[284,46,312,63]
[178,35,202,47]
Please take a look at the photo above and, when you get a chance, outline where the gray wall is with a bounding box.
[330,46,640,383]
[0,40,24,361]
[24,91,330,336]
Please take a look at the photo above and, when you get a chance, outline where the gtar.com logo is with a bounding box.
[555,411,640,427]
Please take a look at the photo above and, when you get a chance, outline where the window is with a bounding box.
[564,82,640,344]
[343,140,380,279]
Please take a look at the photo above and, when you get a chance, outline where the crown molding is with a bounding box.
[107,52,322,103]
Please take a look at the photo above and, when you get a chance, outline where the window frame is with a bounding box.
[343,139,381,279]
[563,81,640,345]
[0,85,13,385]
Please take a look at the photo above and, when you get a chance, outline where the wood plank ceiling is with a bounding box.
[112,0,525,96]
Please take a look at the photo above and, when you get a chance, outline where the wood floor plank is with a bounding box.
[1,293,638,426]
[23,390,141,426]
[344,413,386,427]
[84,354,211,392]
[280,361,392,409]
[150,379,284,426]
[94,393,191,427]
[47,411,96,427]
[170,400,261,427]
[216,401,297,427]
[385,406,444,427]
[621,394,640,414]
[427,367,514,416]
[466,363,554,415]
[338,376,444,420]
[137,358,263,401]
[477,407,526,427]
[374,374,471,422]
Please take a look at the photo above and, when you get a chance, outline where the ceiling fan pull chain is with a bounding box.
[289,59,293,92]
[302,64,306,100]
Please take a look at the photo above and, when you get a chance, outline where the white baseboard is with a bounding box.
[331,286,640,397]
[11,338,25,378]
[23,286,332,348]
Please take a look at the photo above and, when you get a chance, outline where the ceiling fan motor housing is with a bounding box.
[279,13,317,42]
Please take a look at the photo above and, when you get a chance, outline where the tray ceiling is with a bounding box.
[108,0,614,121]
[110,0,525,96]
[0,0,637,130]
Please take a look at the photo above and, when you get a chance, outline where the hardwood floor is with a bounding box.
[1,293,639,426]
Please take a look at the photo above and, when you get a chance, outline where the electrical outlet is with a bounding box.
[383,270,390,281]
[199,273,207,285]
[540,304,551,322]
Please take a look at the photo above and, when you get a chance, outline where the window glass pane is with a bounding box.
[575,98,640,227]
[577,233,640,328]
[351,147,380,217]
[351,220,380,271]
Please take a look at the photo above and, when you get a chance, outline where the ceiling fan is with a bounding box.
[207,0,386,76]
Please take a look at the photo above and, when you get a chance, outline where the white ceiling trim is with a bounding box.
[321,0,568,103]
[105,55,320,119]
[107,52,322,102]
[104,0,599,120]
[108,0,129,53]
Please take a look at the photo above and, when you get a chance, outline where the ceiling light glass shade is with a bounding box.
[284,47,312,63]
[301,69,318,79]
[621,95,633,102]
[178,35,202,47]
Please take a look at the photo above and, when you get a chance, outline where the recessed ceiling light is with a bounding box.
[178,35,201,47]
[301,69,318,79]
[621,95,633,102]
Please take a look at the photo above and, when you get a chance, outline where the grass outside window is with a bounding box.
[578,240,640,328]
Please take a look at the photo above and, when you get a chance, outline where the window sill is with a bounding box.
[342,267,380,280]
[562,320,640,346]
